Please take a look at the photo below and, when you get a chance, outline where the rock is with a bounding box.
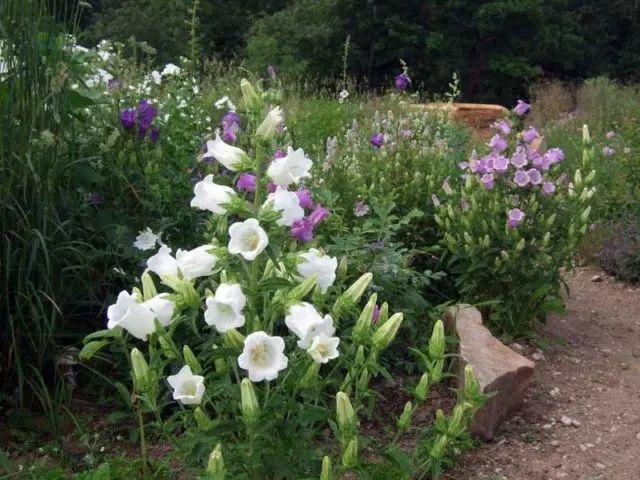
[632,348,640,359]
[532,351,545,361]
[591,275,603,282]
[550,387,561,397]
[560,416,573,426]
[595,463,606,469]
[620,362,630,370]
[572,419,581,427]
[511,342,523,351]
[444,304,536,439]
[551,440,560,446]
[636,432,640,441]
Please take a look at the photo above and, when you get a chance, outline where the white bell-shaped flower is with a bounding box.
[202,131,246,171]
[266,146,312,186]
[167,365,205,405]
[147,245,180,278]
[262,187,304,226]
[228,218,269,261]
[107,291,156,340]
[256,106,284,139]
[204,283,247,332]
[142,293,176,327]
[175,244,217,280]
[307,333,340,364]
[297,249,338,294]
[285,302,335,349]
[133,227,161,251]
[238,331,288,382]
[190,174,236,214]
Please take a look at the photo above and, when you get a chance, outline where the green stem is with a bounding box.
[247,140,264,333]
[137,401,147,479]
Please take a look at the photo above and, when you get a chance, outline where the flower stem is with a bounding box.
[137,401,147,479]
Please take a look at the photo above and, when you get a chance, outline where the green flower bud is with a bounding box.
[463,364,482,400]
[372,312,404,351]
[287,274,317,304]
[434,215,443,226]
[585,169,596,184]
[130,348,149,392]
[183,345,202,375]
[429,320,445,360]
[300,362,321,389]
[580,223,588,235]
[343,272,373,304]
[207,444,225,476]
[581,206,592,223]
[240,378,260,424]
[574,169,583,187]
[159,336,178,360]
[320,456,333,480]
[256,106,284,140]
[212,345,229,374]
[336,391,356,436]
[141,272,158,302]
[448,403,469,435]
[415,373,429,403]
[445,217,451,230]
[463,231,473,245]
[194,407,212,430]
[494,257,502,269]
[434,409,447,432]
[542,232,551,247]
[224,329,245,350]
[160,274,199,308]
[352,294,377,343]
[354,345,365,366]
[377,302,389,326]
[547,213,557,227]
[339,372,353,396]
[342,438,358,468]
[430,434,448,459]
[356,368,370,392]
[397,401,413,431]
[582,124,591,144]
[516,238,525,251]
[445,233,457,249]
[240,79,260,110]
[337,256,348,278]
[447,204,455,220]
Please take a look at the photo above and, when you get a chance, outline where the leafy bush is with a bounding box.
[599,218,640,283]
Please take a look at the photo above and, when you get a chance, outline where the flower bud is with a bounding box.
[223,329,245,350]
[372,312,403,351]
[397,401,413,431]
[287,274,317,304]
[542,232,551,247]
[337,256,348,278]
[160,274,200,308]
[547,213,557,227]
[354,345,365,366]
[336,391,356,436]
[447,204,455,220]
[141,272,157,301]
[463,231,473,245]
[299,362,321,388]
[352,294,377,343]
[320,456,333,480]
[256,106,284,140]
[194,407,212,430]
[585,169,596,184]
[580,205,592,223]
[448,402,472,436]
[183,345,201,374]
[240,78,260,110]
[516,238,525,251]
[342,438,358,468]
[356,368,370,393]
[430,434,448,459]
[240,378,260,423]
[207,444,225,476]
[130,348,149,392]
[434,408,447,431]
[574,169,583,187]
[377,302,389,326]
[159,336,178,360]
[428,320,445,360]
[463,364,482,400]
[415,373,429,403]
[343,273,373,304]
[582,124,591,144]
[339,372,353,395]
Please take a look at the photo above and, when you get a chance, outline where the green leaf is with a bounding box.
[65,88,100,109]
[296,405,328,426]
[385,445,413,475]
[106,411,131,424]
[258,277,294,291]
[0,450,8,471]
[79,340,109,360]
[114,382,132,408]
[83,328,122,344]
[91,462,112,480]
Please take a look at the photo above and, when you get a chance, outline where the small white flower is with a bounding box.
[133,227,160,251]
[204,283,246,332]
[227,100,237,111]
[107,291,156,340]
[150,70,162,85]
[167,365,205,405]
[297,249,338,293]
[190,174,236,214]
[266,146,313,186]
[97,50,111,62]
[142,293,176,327]
[262,187,304,226]
[161,63,181,77]
[202,132,246,171]
[285,302,335,349]
[256,106,284,139]
[147,245,180,278]
[214,95,230,110]
[192,84,200,95]
[238,331,288,382]
[175,245,217,280]
[228,219,269,261]
[307,333,340,364]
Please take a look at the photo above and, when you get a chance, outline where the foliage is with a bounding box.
[599,218,640,283]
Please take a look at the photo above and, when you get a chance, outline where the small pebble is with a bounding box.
[636,432,640,441]
[551,440,559,446]
[550,387,561,397]
[560,416,573,426]
[591,275,603,282]
[572,419,581,427]
[620,362,630,370]
[595,463,606,469]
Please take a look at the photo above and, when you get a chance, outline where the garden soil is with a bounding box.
[446,266,640,480]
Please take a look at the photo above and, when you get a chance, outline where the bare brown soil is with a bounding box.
[445,266,640,480]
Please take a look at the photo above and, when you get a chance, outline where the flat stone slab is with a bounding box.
[444,304,535,439]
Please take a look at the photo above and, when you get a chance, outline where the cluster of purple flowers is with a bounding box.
[394,73,410,90]
[222,111,240,143]
[120,100,159,143]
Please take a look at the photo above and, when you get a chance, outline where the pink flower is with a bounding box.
[513,170,530,187]
[606,130,615,139]
[523,126,540,144]
[290,218,313,242]
[371,304,381,324]
[488,134,507,153]
[308,204,329,226]
[354,200,370,217]
[493,155,510,174]
[295,189,313,208]
[542,181,556,196]
[481,173,495,190]
[526,168,542,185]
[513,100,530,116]
[432,194,440,207]
[508,209,525,227]
[236,173,256,192]
[511,151,528,169]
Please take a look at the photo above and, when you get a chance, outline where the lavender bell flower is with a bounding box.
[513,100,530,116]
[508,208,525,227]
[481,173,495,190]
[120,108,137,129]
[309,204,329,226]
[493,155,510,174]
[606,130,615,139]
[514,170,530,187]
[266,182,278,193]
[460,198,469,210]
[488,134,507,153]
[394,73,410,90]
[274,149,286,159]
[222,111,241,127]
[149,127,160,144]
[432,194,440,207]
[542,181,556,196]
[237,173,257,192]
[290,218,314,242]
[458,161,470,170]
[496,120,512,135]
[526,168,542,185]
[523,126,540,144]
[370,241,385,250]
[546,148,564,164]
[295,189,314,208]
[354,200,370,217]
[602,146,615,156]
[511,150,528,169]
[442,177,453,194]
[370,133,384,148]
[223,122,237,143]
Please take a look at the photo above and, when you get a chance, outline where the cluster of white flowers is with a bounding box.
[214,95,237,111]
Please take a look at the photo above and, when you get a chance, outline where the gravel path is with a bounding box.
[446,266,640,480]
